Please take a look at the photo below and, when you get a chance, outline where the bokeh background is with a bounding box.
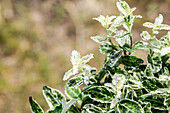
[0,0,170,112]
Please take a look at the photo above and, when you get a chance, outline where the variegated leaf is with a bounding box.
[83,86,115,103]
[91,36,107,43]
[81,104,104,113]
[43,86,66,109]
[65,83,82,100]
[154,14,163,25]
[147,54,162,73]
[29,96,44,113]
[140,31,151,41]
[117,99,144,113]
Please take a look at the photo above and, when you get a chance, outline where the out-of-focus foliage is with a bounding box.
[0,0,170,113]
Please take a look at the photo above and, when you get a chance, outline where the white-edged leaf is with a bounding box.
[91,36,107,43]
[83,86,115,103]
[111,16,125,27]
[129,7,136,15]
[143,22,155,28]
[154,14,163,25]
[93,15,106,27]
[133,41,149,51]
[81,104,104,113]
[156,24,170,30]
[61,99,76,113]
[117,99,144,113]
[43,86,66,109]
[29,96,44,113]
[81,53,94,64]
[160,47,170,56]
[65,83,82,100]
[116,0,130,16]
[63,68,78,81]
[70,50,81,66]
[140,31,151,41]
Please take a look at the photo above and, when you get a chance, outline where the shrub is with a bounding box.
[29,0,170,112]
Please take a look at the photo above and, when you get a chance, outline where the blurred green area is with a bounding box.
[0,0,169,112]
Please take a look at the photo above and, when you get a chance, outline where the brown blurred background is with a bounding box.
[0,0,170,112]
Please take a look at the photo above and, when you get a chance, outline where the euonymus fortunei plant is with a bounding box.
[29,0,170,112]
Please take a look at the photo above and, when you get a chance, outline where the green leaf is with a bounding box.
[147,54,162,73]
[91,36,107,43]
[67,75,83,87]
[43,86,65,108]
[83,86,115,103]
[81,104,104,113]
[122,55,144,67]
[104,51,122,68]
[133,41,149,51]
[65,83,82,100]
[117,99,144,113]
[140,31,151,41]
[29,96,44,113]
[99,42,117,54]
[154,14,163,25]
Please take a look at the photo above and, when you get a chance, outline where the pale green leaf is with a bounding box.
[143,22,155,28]
[160,47,170,56]
[63,68,77,81]
[156,24,170,30]
[154,14,163,25]
[111,16,125,27]
[116,0,130,16]
[133,41,149,51]
[91,36,107,43]
[70,50,81,66]
[81,53,94,64]
[140,31,151,41]
[93,15,106,27]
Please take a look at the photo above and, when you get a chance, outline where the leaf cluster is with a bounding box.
[29,0,170,112]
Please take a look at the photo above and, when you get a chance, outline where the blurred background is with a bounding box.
[0,0,170,112]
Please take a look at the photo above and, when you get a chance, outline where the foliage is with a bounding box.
[29,0,170,112]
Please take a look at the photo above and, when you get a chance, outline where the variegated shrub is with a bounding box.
[29,0,170,112]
